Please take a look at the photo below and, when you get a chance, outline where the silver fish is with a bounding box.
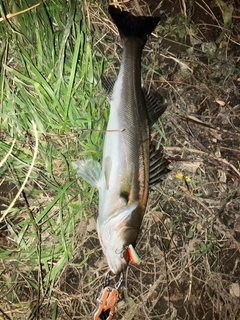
[73,6,168,274]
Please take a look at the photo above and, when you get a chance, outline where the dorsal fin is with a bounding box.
[101,76,167,126]
[101,74,167,127]
[149,144,170,187]
[143,87,167,126]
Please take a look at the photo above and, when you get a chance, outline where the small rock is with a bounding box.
[229,283,240,297]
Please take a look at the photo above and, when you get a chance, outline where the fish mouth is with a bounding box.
[107,244,140,274]
[116,246,130,261]
[106,246,129,274]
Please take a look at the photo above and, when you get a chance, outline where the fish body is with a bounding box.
[73,6,167,274]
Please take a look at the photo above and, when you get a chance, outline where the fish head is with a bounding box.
[98,202,140,274]
[106,243,130,274]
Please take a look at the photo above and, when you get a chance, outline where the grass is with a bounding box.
[0,1,107,318]
[1,0,240,319]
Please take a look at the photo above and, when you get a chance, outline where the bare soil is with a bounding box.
[1,1,240,319]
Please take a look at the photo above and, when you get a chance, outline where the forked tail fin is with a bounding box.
[108,5,160,46]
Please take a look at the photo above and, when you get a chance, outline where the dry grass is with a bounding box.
[1,0,240,319]
[56,1,240,319]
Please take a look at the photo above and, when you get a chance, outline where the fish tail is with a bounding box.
[108,5,160,46]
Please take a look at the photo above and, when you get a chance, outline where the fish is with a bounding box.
[73,5,169,274]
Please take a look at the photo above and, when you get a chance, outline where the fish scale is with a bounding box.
[73,6,169,274]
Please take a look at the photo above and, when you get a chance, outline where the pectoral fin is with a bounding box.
[72,158,102,189]
[104,156,112,190]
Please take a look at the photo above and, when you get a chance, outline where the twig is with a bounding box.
[0,138,16,167]
[179,186,213,215]
[0,1,45,22]
[0,121,38,222]
[184,249,193,302]
[81,128,125,133]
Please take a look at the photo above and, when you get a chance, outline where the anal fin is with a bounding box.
[101,76,115,98]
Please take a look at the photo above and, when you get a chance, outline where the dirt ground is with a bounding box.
[1,0,240,319]
[54,1,240,319]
